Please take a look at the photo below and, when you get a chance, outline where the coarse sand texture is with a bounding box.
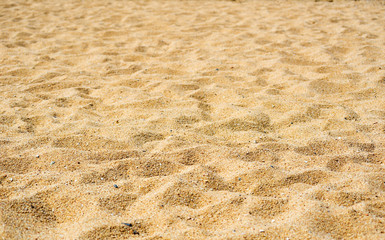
[1,0,385,239]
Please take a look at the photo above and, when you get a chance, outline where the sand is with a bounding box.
[1,0,385,239]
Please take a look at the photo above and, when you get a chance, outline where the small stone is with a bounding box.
[216,68,219,71]
[259,229,265,233]
[133,230,139,235]
[113,184,118,188]
[50,161,55,165]
[9,178,13,182]
[122,223,133,227]
[36,155,40,158]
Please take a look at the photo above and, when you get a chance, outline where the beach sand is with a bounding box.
[1,0,385,239]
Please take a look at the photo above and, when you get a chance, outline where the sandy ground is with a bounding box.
[1,0,385,239]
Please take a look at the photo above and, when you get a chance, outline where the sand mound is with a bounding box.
[1,0,385,239]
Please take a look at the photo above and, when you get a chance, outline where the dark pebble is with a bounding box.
[122,223,133,227]
[133,230,139,235]
[113,184,119,188]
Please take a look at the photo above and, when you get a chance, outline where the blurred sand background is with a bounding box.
[1,0,385,239]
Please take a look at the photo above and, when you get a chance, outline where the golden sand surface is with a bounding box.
[1,0,385,239]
